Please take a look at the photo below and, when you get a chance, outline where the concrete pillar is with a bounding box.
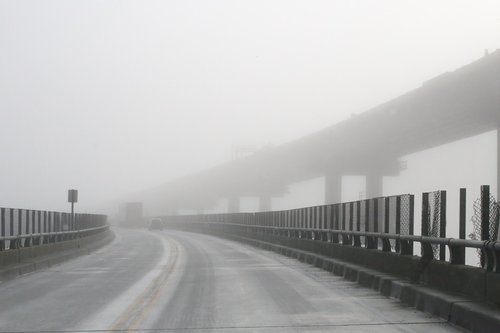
[227,196,240,213]
[259,195,272,212]
[366,173,383,199]
[325,174,342,204]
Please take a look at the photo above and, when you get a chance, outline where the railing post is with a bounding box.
[421,192,430,258]
[481,185,490,268]
[17,209,22,248]
[37,210,41,236]
[382,198,391,252]
[332,204,339,243]
[341,203,346,231]
[9,210,16,249]
[348,202,353,245]
[422,193,430,237]
[395,196,401,253]
[365,200,371,249]
[43,211,48,244]
[353,202,361,247]
[349,202,354,231]
[341,203,349,244]
[409,195,414,255]
[451,188,467,265]
[24,210,31,247]
[31,210,36,243]
[0,208,4,251]
[439,191,447,261]
[373,198,379,249]
[366,199,377,249]
[384,197,390,234]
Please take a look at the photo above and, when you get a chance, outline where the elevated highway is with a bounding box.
[144,51,500,213]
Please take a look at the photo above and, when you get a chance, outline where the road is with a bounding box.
[0,228,464,332]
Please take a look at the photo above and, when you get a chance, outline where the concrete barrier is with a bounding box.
[0,229,114,282]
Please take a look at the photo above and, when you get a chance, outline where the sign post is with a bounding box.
[68,189,78,232]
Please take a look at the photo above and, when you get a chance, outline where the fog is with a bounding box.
[1,0,499,216]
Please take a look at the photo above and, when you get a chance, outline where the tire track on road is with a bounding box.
[108,236,179,332]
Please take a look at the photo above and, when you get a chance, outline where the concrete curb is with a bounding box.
[215,231,500,333]
[0,230,115,283]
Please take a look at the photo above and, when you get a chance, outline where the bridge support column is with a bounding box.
[259,195,272,212]
[366,173,383,199]
[325,174,342,204]
[227,196,240,213]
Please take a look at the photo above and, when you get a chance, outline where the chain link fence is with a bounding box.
[469,192,499,265]
[422,190,446,260]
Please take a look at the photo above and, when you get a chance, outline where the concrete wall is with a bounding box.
[0,229,114,280]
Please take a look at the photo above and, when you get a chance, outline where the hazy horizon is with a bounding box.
[1,0,499,215]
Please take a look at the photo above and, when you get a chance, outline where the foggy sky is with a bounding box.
[1,0,499,213]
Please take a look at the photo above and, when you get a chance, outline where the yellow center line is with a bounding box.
[108,236,179,332]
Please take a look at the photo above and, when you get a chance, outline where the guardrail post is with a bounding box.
[382,198,391,252]
[9,209,16,250]
[353,202,361,247]
[366,199,377,249]
[481,185,491,268]
[341,203,346,231]
[31,210,36,244]
[24,210,31,247]
[409,195,414,255]
[308,207,312,239]
[34,211,40,245]
[44,211,49,244]
[348,202,354,245]
[17,209,22,248]
[395,196,401,253]
[349,202,353,231]
[421,192,430,258]
[341,203,350,245]
[374,198,380,249]
[439,191,447,261]
[384,197,390,234]
[0,208,4,250]
[450,188,467,265]
[331,204,339,243]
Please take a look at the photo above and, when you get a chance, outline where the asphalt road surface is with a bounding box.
[0,228,465,332]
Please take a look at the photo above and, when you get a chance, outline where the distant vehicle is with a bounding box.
[148,218,163,230]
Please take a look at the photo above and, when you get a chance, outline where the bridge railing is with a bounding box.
[160,187,500,273]
[0,207,108,251]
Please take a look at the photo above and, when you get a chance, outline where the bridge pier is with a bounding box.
[259,195,272,212]
[498,126,500,199]
[366,173,383,199]
[325,174,342,204]
[227,196,240,213]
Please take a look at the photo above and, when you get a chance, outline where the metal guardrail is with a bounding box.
[160,187,500,273]
[0,205,108,251]
[0,225,109,250]
[0,224,108,241]
[167,221,500,273]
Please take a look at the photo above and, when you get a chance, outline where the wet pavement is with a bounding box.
[0,228,465,332]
